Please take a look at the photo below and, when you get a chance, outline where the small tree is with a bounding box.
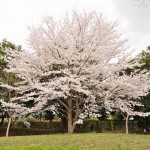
[0,101,30,137]
[133,46,150,131]
[0,40,29,137]
[102,68,150,134]
[44,110,55,122]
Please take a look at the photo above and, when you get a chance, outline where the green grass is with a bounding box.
[0,133,150,150]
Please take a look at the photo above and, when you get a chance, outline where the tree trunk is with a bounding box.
[6,115,11,137]
[68,108,74,133]
[68,96,74,133]
[125,114,129,134]
[68,117,74,133]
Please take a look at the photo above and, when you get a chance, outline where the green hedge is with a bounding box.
[17,121,63,132]
[1,120,150,133]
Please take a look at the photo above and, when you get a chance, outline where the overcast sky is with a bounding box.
[0,0,149,55]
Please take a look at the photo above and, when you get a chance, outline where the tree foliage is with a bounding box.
[131,45,150,131]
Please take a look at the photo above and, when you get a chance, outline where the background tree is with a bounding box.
[44,110,55,122]
[102,66,150,134]
[134,0,149,6]
[0,39,28,137]
[132,45,150,132]
[0,39,21,127]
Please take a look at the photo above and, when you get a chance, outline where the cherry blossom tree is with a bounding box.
[102,67,150,134]
[0,39,22,128]
[0,100,30,137]
[1,11,133,133]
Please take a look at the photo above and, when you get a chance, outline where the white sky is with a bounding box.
[0,0,149,55]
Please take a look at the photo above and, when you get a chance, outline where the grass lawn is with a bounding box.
[0,133,150,150]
